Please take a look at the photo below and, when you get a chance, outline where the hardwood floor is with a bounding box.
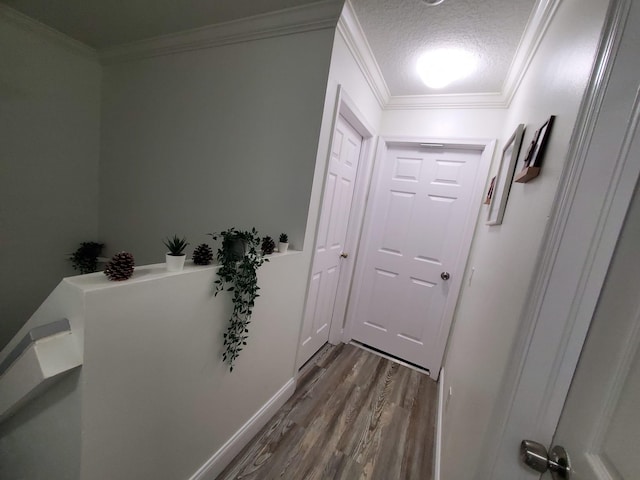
[218,343,438,479]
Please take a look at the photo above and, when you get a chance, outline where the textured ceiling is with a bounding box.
[3,0,326,49]
[6,0,538,97]
[350,0,537,96]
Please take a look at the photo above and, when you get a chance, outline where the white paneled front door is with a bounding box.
[350,144,482,374]
[298,114,363,367]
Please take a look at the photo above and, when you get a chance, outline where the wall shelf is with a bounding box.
[514,166,541,183]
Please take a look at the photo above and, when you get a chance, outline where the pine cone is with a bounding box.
[104,251,135,281]
[261,236,276,255]
[193,243,214,265]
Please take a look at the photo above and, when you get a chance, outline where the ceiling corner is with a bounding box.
[0,3,97,59]
[100,0,344,64]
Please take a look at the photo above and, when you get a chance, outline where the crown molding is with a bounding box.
[386,92,507,110]
[100,0,343,65]
[337,1,390,108]
[0,3,97,59]
[500,0,562,106]
[340,0,561,110]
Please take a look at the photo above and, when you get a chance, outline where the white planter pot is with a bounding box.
[166,253,186,272]
[278,242,289,253]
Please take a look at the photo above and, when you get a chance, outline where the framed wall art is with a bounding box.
[484,176,496,205]
[514,115,556,183]
[487,123,525,225]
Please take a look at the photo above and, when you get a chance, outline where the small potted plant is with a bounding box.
[69,241,105,274]
[279,233,289,253]
[164,235,189,272]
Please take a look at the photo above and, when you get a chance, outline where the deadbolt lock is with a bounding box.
[441,272,450,281]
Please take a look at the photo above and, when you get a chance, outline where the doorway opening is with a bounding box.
[297,90,496,376]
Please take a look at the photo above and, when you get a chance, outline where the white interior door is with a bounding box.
[298,114,363,367]
[350,143,482,374]
[543,180,640,479]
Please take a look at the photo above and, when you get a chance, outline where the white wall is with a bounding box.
[381,108,506,140]
[0,253,309,480]
[75,255,308,479]
[0,11,101,349]
[0,370,82,480]
[438,1,610,478]
[99,29,335,265]
[326,32,382,131]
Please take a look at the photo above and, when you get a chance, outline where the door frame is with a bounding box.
[295,85,377,368]
[478,0,640,477]
[343,136,496,379]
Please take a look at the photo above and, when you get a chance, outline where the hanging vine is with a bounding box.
[209,228,267,371]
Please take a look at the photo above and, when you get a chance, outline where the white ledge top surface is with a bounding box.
[64,250,301,292]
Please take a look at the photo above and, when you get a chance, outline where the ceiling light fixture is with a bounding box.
[422,0,446,5]
[417,48,477,89]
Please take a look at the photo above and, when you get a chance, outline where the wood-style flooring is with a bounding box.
[218,343,437,480]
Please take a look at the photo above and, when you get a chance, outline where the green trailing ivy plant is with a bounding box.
[209,228,267,371]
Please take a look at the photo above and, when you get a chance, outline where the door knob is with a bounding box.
[340,252,349,259]
[520,440,571,479]
[441,272,450,281]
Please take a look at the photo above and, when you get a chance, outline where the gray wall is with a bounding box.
[0,14,102,349]
[99,30,335,264]
[0,370,82,480]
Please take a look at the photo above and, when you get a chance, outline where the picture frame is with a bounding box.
[514,115,555,183]
[484,176,496,205]
[487,123,525,225]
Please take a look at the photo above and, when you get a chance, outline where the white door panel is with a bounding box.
[351,145,481,372]
[542,180,640,480]
[298,114,363,367]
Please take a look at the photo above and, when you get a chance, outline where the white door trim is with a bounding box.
[295,85,377,368]
[478,1,638,477]
[343,135,496,378]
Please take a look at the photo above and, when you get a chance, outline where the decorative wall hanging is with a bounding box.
[484,176,496,205]
[515,116,556,183]
[487,124,525,225]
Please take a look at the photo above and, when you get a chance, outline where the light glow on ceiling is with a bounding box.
[417,49,478,89]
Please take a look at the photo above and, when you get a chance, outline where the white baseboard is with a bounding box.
[189,377,296,480]
[434,367,444,480]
